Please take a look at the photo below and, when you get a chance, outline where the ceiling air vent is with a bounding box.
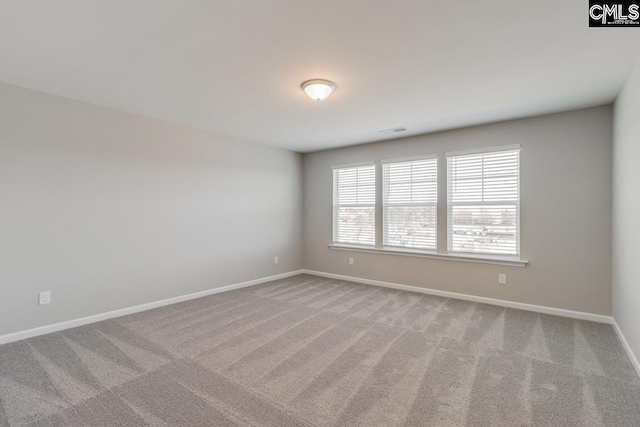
[378,127,406,134]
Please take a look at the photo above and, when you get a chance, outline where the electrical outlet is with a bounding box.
[349,257,354,266]
[39,291,51,305]
[274,256,279,264]
[498,274,507,285]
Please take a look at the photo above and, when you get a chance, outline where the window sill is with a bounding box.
[328,244,528,267]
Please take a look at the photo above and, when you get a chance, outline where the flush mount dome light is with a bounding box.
[301,79,336,101]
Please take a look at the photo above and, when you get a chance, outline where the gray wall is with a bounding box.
[613,59,640,361]
[304,106,613,315]
[0,83,303,336]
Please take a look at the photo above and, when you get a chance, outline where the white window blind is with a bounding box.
[447,147,520,256]
[333,164,376,246]
[383,157,437,250]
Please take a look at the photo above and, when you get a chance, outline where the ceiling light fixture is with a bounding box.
[301,79,336,101]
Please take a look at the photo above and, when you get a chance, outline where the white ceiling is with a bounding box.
[1,1,639,153]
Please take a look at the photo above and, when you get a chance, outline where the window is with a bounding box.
[447,146,520,256]
[329,145,525,265]
[332,163,375,246]
[383,156,437,250]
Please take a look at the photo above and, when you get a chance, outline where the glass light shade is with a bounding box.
[301,79,336,101]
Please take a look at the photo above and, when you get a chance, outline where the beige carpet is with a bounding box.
[1,274,639,426]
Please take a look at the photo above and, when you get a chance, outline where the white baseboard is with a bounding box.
[4,268,636,378]
[303,269,613,324]
[0,270,304,346]
[612,318,640,378]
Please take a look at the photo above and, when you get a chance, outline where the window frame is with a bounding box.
[381,154,438,252]
[446,145,521,258]
[332,162,376,247]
